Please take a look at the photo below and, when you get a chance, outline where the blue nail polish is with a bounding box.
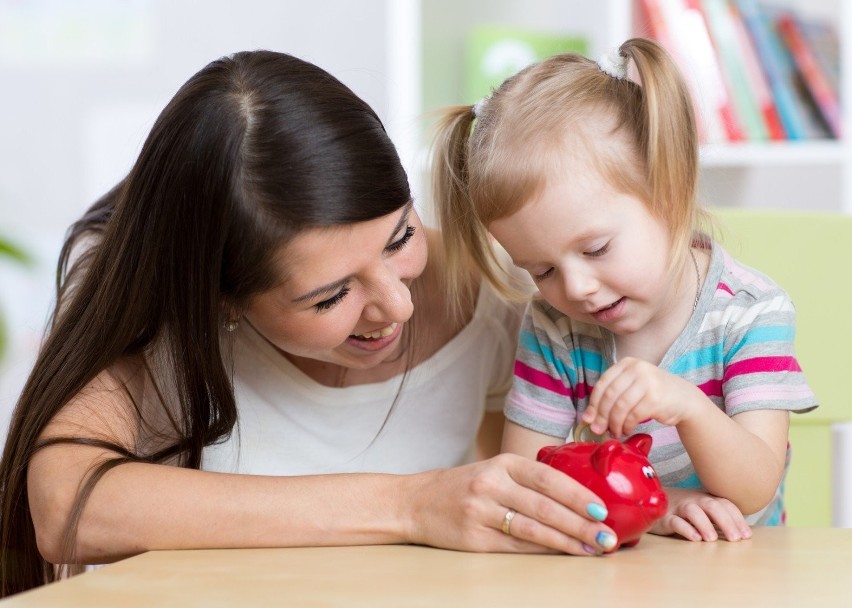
[596,531,617,551]
[586,503,608,521]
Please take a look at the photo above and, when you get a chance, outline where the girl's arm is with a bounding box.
[505,412,755,542]
[501,420,564,460]
[582,359,789,515]
[28,379,616,564]
[674,392,789,515]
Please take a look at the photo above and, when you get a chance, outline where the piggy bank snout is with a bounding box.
[640,490,669,522]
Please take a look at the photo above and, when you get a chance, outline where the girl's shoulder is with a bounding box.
[710,241,791,305]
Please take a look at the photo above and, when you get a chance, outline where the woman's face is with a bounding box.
[243,202,427,369]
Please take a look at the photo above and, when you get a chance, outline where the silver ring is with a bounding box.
[501,509,516,535]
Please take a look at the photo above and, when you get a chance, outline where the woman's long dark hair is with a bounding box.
[0,50,410,596]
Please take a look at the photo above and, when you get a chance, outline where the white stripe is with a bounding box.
[699,295,794,333]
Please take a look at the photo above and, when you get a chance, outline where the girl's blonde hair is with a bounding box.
[432,38,701,318]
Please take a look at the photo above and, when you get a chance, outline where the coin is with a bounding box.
[573,421,610,443]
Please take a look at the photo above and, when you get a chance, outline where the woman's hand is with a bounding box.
[401,453,618,555]
[581,357,706,437]
[650,488,752,542]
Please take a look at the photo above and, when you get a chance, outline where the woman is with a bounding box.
[0,50,615,597]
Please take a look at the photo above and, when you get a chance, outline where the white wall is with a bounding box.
[0,0,416,433]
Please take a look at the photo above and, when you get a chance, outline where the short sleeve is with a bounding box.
[483,294,526,413]
[722,290,818,416]
[504,300,578,438]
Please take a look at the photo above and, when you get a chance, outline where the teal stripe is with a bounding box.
[519,330,606,385]
[570,349,605,376]
[765,499,784,526]
[672,471,703,490]
[519,330,574,385]
[725,325,795,364]
[670,343,724,375]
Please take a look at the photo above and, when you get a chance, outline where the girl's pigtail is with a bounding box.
[431,106,490,322]
[620,37,699,263]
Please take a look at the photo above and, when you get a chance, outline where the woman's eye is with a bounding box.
[586,243,610,257]
[385,225,416,253]
[532,268,554,281]
[314,286,351,312]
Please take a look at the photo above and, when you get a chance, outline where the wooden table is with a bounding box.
[4,528,850,606]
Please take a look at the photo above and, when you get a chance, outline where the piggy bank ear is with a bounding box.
[536,445,558,463]
[591,441,620,476]
[625,433,653,456]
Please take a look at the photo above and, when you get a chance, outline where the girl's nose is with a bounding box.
[562,267,599,300]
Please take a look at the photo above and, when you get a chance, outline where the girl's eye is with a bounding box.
[314,286,351,312]
[532,268,554,282]
[385,225,416,253]
[586,243,610,257]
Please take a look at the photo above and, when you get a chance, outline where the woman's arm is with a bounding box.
[28,378,616,564]
[29,445,617,563]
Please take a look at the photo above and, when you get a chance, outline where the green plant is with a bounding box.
[0,236,31,361]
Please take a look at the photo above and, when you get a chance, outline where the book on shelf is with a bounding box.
[636,0,840,142]
[797,18,839,95]
[636,0,739,143]
[701,0,769,140]
[465,25,587,104]
[732,0,832,140]
[726,1,786,139]
[775,11,842,138]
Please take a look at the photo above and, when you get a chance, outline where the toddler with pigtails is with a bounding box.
[432,37,817,542]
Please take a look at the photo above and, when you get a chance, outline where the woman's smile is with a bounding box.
[346,321,402,352]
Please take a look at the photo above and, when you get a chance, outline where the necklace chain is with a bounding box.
[689,247,701,312]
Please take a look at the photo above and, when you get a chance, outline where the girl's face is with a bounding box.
[488,167,688,342]
[243,203,427,369]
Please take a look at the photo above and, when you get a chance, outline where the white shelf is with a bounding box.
[415,0,848,213]
[700,141,846,167]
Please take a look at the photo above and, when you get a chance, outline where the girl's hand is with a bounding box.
[403,453,618,555]
[650,488,752,542]
[581,357,704,437]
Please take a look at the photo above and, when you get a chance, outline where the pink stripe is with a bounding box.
[724,251,774,291]
[506,392,576,426]
[717,282,734,296]
[697,378,723,398]
[574,382,592,400]
[725,384,816,410]
[514,360,571,397]
[724,356,802,382]
[648,425,681,448]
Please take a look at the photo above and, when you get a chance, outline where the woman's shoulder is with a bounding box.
[44,357,147,444]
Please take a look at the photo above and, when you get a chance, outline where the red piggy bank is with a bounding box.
[537,433,668,551]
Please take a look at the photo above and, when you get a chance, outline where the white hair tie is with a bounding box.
[472,98,486,117]
[597,49,628,80]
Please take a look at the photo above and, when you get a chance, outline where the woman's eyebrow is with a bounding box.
[291,277,350,304]
[292,202,414,304]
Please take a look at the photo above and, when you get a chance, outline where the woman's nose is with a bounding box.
[362,268,414,323]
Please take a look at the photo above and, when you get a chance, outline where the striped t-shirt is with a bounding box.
[505,240,818,525]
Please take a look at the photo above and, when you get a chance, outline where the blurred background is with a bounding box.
[0,0,845,519]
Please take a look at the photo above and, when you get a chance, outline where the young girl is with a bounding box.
[432,37,817,543]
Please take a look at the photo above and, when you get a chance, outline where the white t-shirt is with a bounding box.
[202,282,524,475]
